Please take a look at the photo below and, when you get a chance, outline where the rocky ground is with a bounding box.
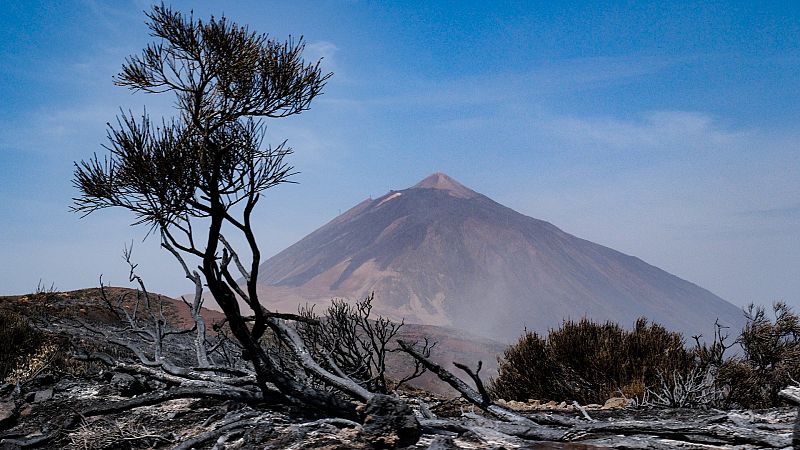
[0,292,797,449]
[1,373,795,449]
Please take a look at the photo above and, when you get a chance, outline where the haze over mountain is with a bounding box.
[255,173,744,342]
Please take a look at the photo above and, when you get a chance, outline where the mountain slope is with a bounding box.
[256,173,744,342]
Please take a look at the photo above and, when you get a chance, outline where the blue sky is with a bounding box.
[0,1,798,310]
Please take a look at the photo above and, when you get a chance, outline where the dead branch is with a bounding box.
[398,339,792,447]
[397,340,551,428]
[394,337,435,392]
[452,361,491,407]
[72,351,257,389]
[296,418,362,429]
[268,316,374,403]
[75,386,273,420]
[572,401,593,422]
[171,411,264,450]
[0,431,57,448]
[562,419,789,447]
[779,385,800,405]
[161,237,212,368]
[171,422,250,450]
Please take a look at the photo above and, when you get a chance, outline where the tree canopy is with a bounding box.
[73,5,330,231]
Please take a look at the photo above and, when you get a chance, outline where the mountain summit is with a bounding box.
[256,173,743,341]
[411,172,478,198]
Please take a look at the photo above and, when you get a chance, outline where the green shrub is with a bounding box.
[490,318,692,404]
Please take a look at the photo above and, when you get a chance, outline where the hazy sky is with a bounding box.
[1,1,798,311]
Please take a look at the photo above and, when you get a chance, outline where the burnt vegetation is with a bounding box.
[71,2,373,417]
[66,3,434,446]
[296,294,435,395]
[1,4,799,449]
[0,309,45,383]
[721,302,800,408]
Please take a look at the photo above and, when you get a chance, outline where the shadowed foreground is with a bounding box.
[0,292,796,449]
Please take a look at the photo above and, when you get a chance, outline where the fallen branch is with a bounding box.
[572,401,593,422]
[269,317,374,403]
[452,361,491,407]
[296,418,362,429]
[171,411,263,450]
[398,339,793,447]
[0,431,57,449]
[397,339,562,440]
[779,385,800,405]
[74,386,272,421]
[563,419,790,447]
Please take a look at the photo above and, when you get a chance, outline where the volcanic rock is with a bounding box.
[0,401,18,430]
[361,394,420,449]
[111,372,149,397]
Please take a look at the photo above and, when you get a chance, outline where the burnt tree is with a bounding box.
[72,5,382,417]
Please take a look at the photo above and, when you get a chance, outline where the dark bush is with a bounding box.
[0,308,45,382]
[626,318,696,399]
[716,302,800,408]
[486,329,573,402]
[490,318,692,404]
[492,303,800,409]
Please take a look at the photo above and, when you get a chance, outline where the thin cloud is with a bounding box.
[526,55,690,92]
[306,41,339,68]
[81,0,143,33]
[541,110,745,150]
[325,54,685,110]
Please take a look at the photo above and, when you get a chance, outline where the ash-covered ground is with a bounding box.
[0,292,796,449]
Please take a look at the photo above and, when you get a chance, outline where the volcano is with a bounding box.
[255,173,744,342]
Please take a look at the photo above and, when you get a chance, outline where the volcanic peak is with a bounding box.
[254,171,744,343]
[411,172,477,199]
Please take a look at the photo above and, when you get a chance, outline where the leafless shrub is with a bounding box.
[642,366,725,408]
[74,246,255,385]
[296,293,434,394]
[691,320,731,366]
[28,279,61,300]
